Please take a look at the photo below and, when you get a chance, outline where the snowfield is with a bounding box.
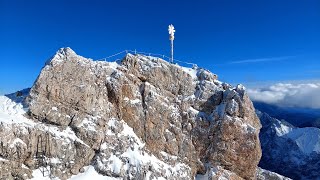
[0,96,35,125]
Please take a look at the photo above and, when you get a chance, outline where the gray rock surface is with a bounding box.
[1,47,262,179]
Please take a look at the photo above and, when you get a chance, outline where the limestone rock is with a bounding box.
[1,47,262,179]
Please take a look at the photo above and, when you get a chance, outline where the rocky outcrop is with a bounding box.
[1,47,262,179]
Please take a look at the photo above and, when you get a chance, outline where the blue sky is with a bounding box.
[0,0,319,94]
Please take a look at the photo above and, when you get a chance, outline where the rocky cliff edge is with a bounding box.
[1,47,262,179]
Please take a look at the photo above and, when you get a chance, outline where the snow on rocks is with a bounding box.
[9,138,27,148]
[2,48,263,179]
[0,93,94,179]
[95,118,192,179]
[256,167,292,180]
[195,165,242,180]
[0,157,9,162]
[181,66,198,80]
[70,166,121,180]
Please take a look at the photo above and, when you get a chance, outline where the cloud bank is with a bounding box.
[247,83,320,109]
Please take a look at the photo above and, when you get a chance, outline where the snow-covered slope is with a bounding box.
[0,91,34,125]
[70,166,118,180]
[261,110,320,154]
[284,127,320,154]
[258,110,320,179]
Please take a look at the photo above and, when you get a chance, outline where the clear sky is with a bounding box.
[1,0,319,94]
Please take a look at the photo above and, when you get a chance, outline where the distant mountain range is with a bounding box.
[257,109,320,179]
[254,101,320,128]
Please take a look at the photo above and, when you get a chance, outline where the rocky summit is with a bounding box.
[1,47,267,179]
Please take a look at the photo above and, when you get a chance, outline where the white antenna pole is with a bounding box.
[168,24,175,63]
[171,38,173,63]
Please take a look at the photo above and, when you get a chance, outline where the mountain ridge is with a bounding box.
[0,47,285,180]
[258,110,320,179]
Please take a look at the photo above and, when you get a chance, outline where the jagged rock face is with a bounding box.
[0,90,95,180]
[0,121,95,179]
[258,110,320,180]
[2,47,262,179]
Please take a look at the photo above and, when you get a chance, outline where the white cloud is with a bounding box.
[229,56,294,64]
[247,83,320,109]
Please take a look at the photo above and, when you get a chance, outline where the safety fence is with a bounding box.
[94,49,198,68]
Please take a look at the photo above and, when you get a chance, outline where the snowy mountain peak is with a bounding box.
[57,47,76,55]
[258,111,320,154]
[45,47,81,66]
[1,47,264,180]
[258,110,320,179]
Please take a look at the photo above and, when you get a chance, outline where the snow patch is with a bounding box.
[30,167,54,180]
[188,106,199,114]
[107,62,119,70]
[78,117,96,132]
[98,119,191,179]
[123,97,141,105]
[0,157,8,162]
[242,123,256,134]
[49,157,61,164]
[0,96,35,125]
[181,66,198,79]
[47,126,89,148]
[275,123,292,136]
[9,138,26,148]
[107,154,123,174]
[70,166,120,180]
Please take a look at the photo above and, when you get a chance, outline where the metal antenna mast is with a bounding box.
[168,24,175,63]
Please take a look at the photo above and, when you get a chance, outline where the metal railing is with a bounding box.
[94,49,198,68]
